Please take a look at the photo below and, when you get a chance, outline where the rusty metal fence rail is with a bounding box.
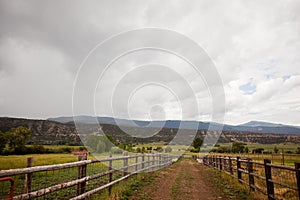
[0,153,172,199]
[203,155,300,200]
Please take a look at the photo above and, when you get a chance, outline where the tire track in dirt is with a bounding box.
[130,159,228,200]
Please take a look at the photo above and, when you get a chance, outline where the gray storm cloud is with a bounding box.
[0,0,300,125]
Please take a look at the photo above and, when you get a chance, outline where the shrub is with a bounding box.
[155,147,163,153]
[252,148,264,154]
[61,147,72,153]
[165,146,172,153]
[111,147,123,154]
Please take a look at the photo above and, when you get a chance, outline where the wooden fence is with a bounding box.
[0,153,172,199]
[203,155,300,200]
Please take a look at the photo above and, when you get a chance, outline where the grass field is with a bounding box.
[0,154,79,170]
[218,142,300,152]
[0,142,299,199]
[26,145,84,149]
[0,152,141,199]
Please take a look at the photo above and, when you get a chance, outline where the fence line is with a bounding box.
[0,153,172,199]
[203,155,300,200]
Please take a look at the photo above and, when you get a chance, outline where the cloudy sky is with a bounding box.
[0,0,300,125]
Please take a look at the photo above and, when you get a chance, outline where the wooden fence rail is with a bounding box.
[203,155,300,200]
[0,153,172,200]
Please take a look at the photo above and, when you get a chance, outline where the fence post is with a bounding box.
[108,153,113,195]
[77,154,87,196]
[237,156,242,182]
[219,157,223,171]
[142,152,145,171]
[24,157,33,193]
[159,154,162,169]
[247,158,255,191]
[282,149,285,165]
[294,162,300,199]
[229,157,233,175]
[147,154,150,172]
[135,154,138,172]
[123,152,128,176]
[264,159,275,200]
[152,154,155,170]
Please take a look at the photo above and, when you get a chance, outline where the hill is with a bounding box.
[48,116,300,135]
[0,117,81,145]
[1,117,300,145]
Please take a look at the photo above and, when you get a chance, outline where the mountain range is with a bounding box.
[1,116,300,145]
[48,116,300,135]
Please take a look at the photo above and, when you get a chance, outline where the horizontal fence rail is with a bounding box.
[203,155,300,200]
[0,153,173,200]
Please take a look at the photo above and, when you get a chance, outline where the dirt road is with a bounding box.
[130,159,230,200]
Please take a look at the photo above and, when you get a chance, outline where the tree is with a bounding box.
[215,146,231,153]
[244,146,249,153]
[274,146,279,154]
[126,143,133,152]
[296,147,300,154]
[136,147,142,153]
[231,142,246,153]
[192,137,203,149]
[252,148,264,154]
[7,126,31,151]
[165,146,172,153]
[111,147,123,154]
[96,140,106,153]
[86,135,99,151]
[118,142,126,150]
[0,131,7,153]
[142,146,149,153]
[86,135,113,152]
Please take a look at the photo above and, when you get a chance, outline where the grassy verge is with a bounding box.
[91,173,156,200]
[204,167,264,200]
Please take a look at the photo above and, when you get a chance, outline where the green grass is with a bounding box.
[218,142,300,152]
[205,166,254,200]
[26,145,85,150]
[91,173,155,200]
[0,153,79,170]
[0,152,159,199]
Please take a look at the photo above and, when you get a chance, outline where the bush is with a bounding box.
[190,147,200,153]
[111,147,123,154]
[79,146,87,151]
[136,147,142,153]
[274,146,279,153]
[61,147,72,153]
[215,146,231,153]
[296,147,300,154]
[285,150,293,154]
[155,147,163,153]
[232,142,246,153]
[165,146,172,153]
[252,148,264,154]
